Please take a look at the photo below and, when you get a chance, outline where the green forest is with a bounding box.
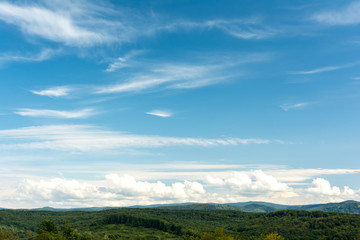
[1,208,360,239]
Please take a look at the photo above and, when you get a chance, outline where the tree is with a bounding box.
[261,233,284,240]
[35,220,61,240]
[0,229,18,240]
[190,228,235,240]
[37,220,58,234]
[61,222,79,240]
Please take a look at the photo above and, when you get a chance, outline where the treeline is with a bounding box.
[104,214,183,235]
[1,208,360,239]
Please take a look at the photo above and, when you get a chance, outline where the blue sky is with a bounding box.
[0,0,360,208]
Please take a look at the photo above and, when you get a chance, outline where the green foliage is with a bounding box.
[34,231,62,240]
[104,214,183,235]
[260,233,284,240]
[0,229,18,240]
[35,221,62,240]
[186,228,235,240]
[38,220,58,234]
[1,208,360,239]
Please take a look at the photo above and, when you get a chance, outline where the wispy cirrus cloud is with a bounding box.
[311,1,360,25]
[97,53,269,94]
[0,1,278,49]
[31,86,72,97]
[280,102,309,111]
[0,48,59,64]
[97,64,227,93]
[0,2,104,46]
[290,62,359,75]
[0,125,270,152]
[106,50,146,72]
[14,108,95,119]
[146,110,173,118]
[163,18,277,40]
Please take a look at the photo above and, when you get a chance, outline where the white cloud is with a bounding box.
[266,168,360,183]
[0,2,103,46]
[0,125,270,152]
[291,66,345,75]
[16,174,207,207]
[96,75,172,93]
[97,53,268,94]
[14,108,95,119]
[164,18,276,40]
[18,178,109,202]
[106,50,145,72]
[106,57,128,72]
[146,110,172,118]
[31,86,72,97]
[280,102,309,111]
[1,169,360,208]
[307,178,357,196]
[97,64,217,93]
[0,48,58,64]
[206,170,290,194]
[312,1,360,25]
[0,1,278,50]
[106,174,205,200]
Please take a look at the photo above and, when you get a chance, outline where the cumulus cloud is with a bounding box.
[307,178,356,197]
[206,170,290,194]
[31,86,72,97]
[16,174,207,207]
[308,178,341,195]
[18,178,111,202]
[146,110,172,118]
[14,108,95,119]
[0,125,270,152]
[312,1,360,25]
[106,174,205,200]
[6,170,360,208]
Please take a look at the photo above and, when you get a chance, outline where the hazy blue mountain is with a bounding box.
[239,203,278,213]
[5,200,359,214]
[158,203,240,211]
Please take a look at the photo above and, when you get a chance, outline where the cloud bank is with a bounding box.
[10,170,359,208]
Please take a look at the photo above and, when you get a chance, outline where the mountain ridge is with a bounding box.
[3,200,360,214]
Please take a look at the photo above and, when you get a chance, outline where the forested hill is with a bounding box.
[1,208,360,239]
[138,200,360,213]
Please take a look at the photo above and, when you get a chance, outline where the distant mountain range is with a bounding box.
[9,200,360,214]
[155,200,360,213]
